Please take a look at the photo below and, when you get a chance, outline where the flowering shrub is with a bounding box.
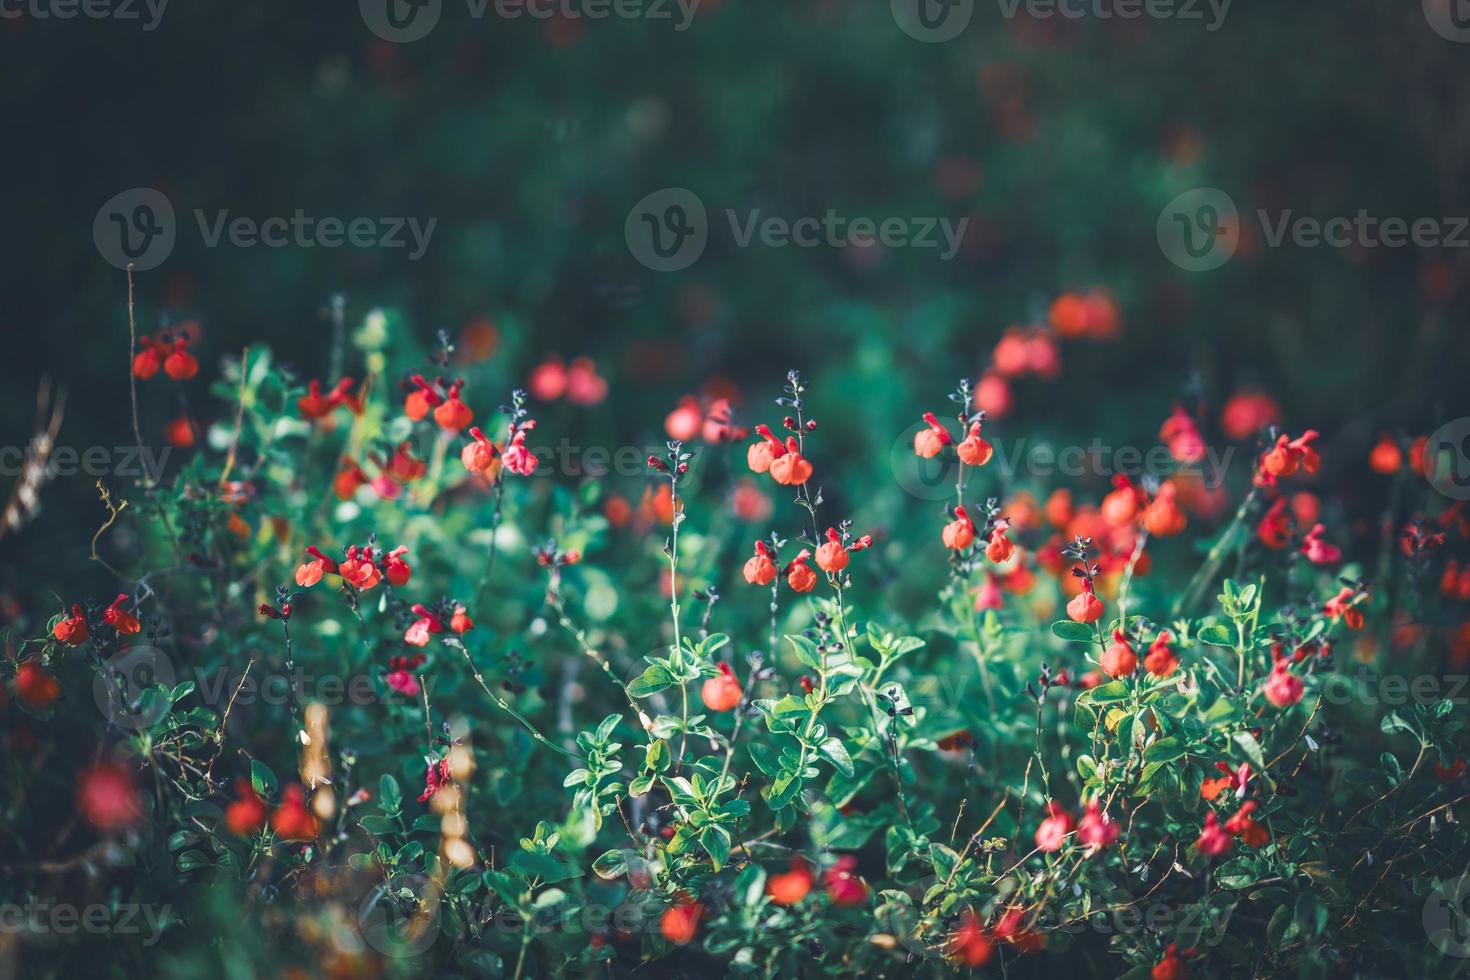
[3,308,1469,979]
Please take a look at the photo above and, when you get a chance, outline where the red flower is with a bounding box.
[700,662,742,712]
[338,545,382,591]
[822,855,869,906]
[786,550,817,593]
[914,412,953,458]
[163,338,199,380]
[1144,481,1187,537]
[298,378,354,419]
[1102,475,1144,526]
[942,506,976,550]
[225,779,267,835]
[1221,390,1281,441]
[565,357,608,406]
[418,757,453,803]
[528,357,568,400]
[1201,761,1252,801]
[14,661,60,709]
[1160,406,1206,464]
[974,573,1004,611]
[405,605,444,647]
[1369,434,1402,474]
[949,909,994,967]
[815,527,851,573]
[766,859,814,905]
[1101,630,1138,678]
[1143,631,1179,677]
[743,541,777,586]
[665,396,704,442]
[1300,524,1341,565]
[432,381,473,432]
[1260,430,1320,480]
[1034,801,1074,852]
[271,784,319,840]
[1076,799,1120,852]
[1152,943,1195,980]
[296,546,337,587]
[52,603,89,646]
[985,521,1016,563]
[1323,585,1366,630]
[404,374,444,419]
[449,605,474,634]
[701,398,747,444]
[1256,497,1292,549]
[387,653,425,696]
[132,338,163,379]
[1067,585,1104,624]
[78,763,143,829]
[103,594,141,635]
[387,442,427,483]
[1194,811,1232,856]
[502,422,539,476]
[1262,654,1304,708]
[384,545,412,587]
[659,901,702,945]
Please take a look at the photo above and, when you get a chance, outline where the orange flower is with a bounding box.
[1143,631,1178,677]
[14,661,60,709]
[942,506,976,550]
[1369,434,1402,474]
[1144,482,1187,537]
[1101,630,1138,678]
[700,662,743,712]
[786,551,817,593]
[956,420,993,466]
[949,910,994,967]
[659,901,702,945]
[815,527,850,573]
[769,438,813,486]
[766,859,814,905]
[743,541,777,585]
[1067,588,1104,624]
[432,382,473,432]
[271,784,320,841]
[985,521,1016,563]
[226,780,267,835]
[913,412,952,459]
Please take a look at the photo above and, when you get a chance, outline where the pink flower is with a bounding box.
[1075,800,1120,853]
[1300,524,1341,565]
[502,423,539,476]
[1034,802,1074,852]
[1194,811,1232,856]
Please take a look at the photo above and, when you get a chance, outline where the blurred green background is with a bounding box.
[3,0,1468,592]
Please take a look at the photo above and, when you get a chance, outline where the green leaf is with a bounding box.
[701,825,732,872]
[786,634,824,671]
[1232,731,1266,770]
[816,737,854,777]
[1198,624,1234,647]
[1051,620,1096,643]
[379,774,403,815]
[628,664,675,698]
[250,759,277,800]
[592,849,629,880]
